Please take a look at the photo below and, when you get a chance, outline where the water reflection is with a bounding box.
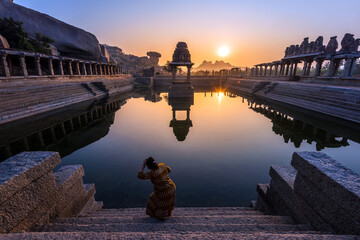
[0,93,131,161]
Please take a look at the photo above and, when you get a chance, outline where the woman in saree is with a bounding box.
[138,157,176,220]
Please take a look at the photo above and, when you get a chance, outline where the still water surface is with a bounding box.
[58,92,360,208]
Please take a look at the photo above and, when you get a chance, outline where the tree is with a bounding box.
[0,17,54,54]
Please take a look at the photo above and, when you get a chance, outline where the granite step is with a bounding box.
[52,215,296,225]
[3,232,358,240]
[35,222,312,233]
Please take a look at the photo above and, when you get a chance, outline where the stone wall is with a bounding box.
[0,151,102,233]
[254,151,360,235]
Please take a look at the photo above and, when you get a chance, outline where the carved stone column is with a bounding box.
[99,64,103,75]
[0,52,10,77]
[259,66,263,76]
[306,60,313,76]
[75,61,80,75]
[274,64,279,76]
[314,59,323,77]
[293,62,298,76]
[81,62,87,75]
[187,66,191,81]
[326,59,340,77]
[34,56,42,76]
[285,63,290,75]
[264,66,268,76]
[288,63,293,76]
[342,57,357,78]
[68,61,73,75]
[88,64,93,75]
[19,54,28,77]
[58,59,64,75]
[269,65,273,75]
[48,58,54,76]
[302,61,308,76]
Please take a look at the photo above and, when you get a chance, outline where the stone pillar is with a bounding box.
[306,60,313,76]
[81,62,87,75]
[48,58,54,76]
[68,61,73,76]
[172,66,176,81]
[269,65,273,75]
[302,61,308,76]
[314,59,323,77]
[288,63,293,76]
[326,59,339,77]
[99,64,103,75]
[264,66,268,76]
[293,62,298,76]
[342,58,357,78]
[19,54,28,77]
[35,56,42,76]
[274,64,279,76]
[88,64,93,75]
[285,63,290,75]
[259,66,263,76]
[0,52,10,77]
[58,60,64,75]
[75,61,80,75]
[187,66,191,82]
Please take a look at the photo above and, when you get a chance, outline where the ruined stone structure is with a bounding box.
[254,151,360,235]
[251,33,360,79]
[146,51,161,66]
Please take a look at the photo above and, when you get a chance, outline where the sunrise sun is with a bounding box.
[218,46,230,57]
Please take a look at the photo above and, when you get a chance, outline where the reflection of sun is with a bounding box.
[218,92,224,103]
[218,46,230,57]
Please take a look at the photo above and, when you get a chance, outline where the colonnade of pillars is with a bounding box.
[251,55,358,78]
[0,50,122,78]
[0,98,128,161]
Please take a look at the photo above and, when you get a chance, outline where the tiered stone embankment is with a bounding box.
[226,78,360,124]
[0,76,133,124]
[0,152,102,234]
[254,152,360,235]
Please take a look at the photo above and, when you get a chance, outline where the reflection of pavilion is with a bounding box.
[168,96,194,141]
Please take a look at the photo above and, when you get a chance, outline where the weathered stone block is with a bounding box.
[0,172,57,233]
[54,165,85,193]
[269,165,307,223]
[294,174,360,234]
[56,181,87,218]
[291,152,360,223]
[255,184,275,214]
[0,152,61,205]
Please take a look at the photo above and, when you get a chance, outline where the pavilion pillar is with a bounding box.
[0,52,10,77]
[19,54,28,77]
[342,58,357,77]
[285,63,290,75]
[259,66,263,76]
[75,61,80,75]
[35,56,42,76]
[88,64,93,75]
[293,62,298,76]
[264,66,268,76]
[314,59,323,77]
[68,61,73,75]
[306,60,313,76]
[269,65,273,75]
[172,66,176,81]
[302,61,308,76]
[58,60,64,75]
[326,59,340,77]
[81,62,87,75]
[187,66,191,82]
[48,58,55,76]
[288,63,293,76]
[274,64,279,76]
[99,64,103,75]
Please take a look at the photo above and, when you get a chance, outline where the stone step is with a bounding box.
[53,215,296,225]
[35,223,312,233]
[264,93,360,123]
[4,232,359,240]
[2,232,357,240]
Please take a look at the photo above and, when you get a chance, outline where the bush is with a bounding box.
[0,17,54,54]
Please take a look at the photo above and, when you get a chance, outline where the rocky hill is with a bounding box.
[194,60,235,72]
[104,45,162,73]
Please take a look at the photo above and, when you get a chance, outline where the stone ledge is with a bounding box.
[54,165,85,193]
[0,152,61,205]
[291,151,360,223]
